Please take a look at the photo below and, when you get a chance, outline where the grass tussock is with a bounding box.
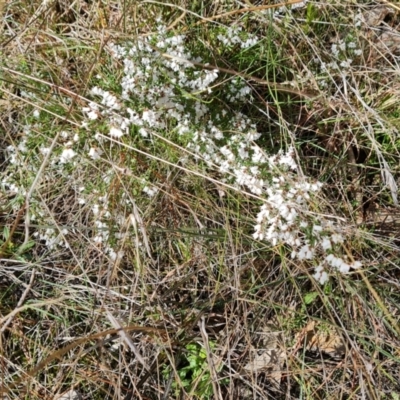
[1,1,400,399]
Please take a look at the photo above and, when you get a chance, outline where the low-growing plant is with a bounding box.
[163,341,225,399]
[1,1,400,399]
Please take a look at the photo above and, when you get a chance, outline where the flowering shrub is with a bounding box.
[1,18,363,283]
[75,22,362,284]
[5,3,400,398]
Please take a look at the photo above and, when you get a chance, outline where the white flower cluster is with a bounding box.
[59,148,76,164]
[5,144,22,166]
[227,78,253,102]
[91,194,125,261]
[313,35,363,87]
[33,227,67,250]
[82,102,99,121]
[216,26,258,49]
[83,86,129,139]
[79,21,362,284]
[143,185,159,198]
[80,24,263,157]
[272,1,308,17]
[1,176,27,197]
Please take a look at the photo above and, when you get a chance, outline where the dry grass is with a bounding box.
[1,1,400,399]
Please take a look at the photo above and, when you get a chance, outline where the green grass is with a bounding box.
[1,1,400,399]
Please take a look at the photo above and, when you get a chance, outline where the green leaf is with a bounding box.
[17,240,36,254]
[306,3,317,25]
[304,291,318,305]
[2,226,10,241]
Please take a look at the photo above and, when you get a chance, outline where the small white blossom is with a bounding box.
[92,204,100,216]
[321,237,332,250]
[93,235,103,243]
[246,130,261,141]
[338,41,346,52]
[337,261,349,273]
[331,233,344,244]
[109,126,124,138]
[142,110,157,125]
[143,185,158,197]
[59,148,76,164]
[139,128,148,137]
[298,244,314,260]
[340,59,352,68]
[351,261,362,269]
[313,225,323,233]
[88,147,102,160]
[355,11,363,27]
[18,141,28,153]
[313,265,329,285]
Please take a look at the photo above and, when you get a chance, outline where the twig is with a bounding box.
[106,311,151,372]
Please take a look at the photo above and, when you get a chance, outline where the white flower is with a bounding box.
[354,11,363,27]
[142,110,157,125]
[252,146,266,163]
[83,102,99,120]
[246,131,261,141]
[108,248,125,261]
[220,146,235,162]
[102,92,120,110]
[92,204,100,216]
[90,86,102,96]
[278,149,297,170]
[238,146,249,160]
[109,126,124,138]
[143,185,158,197]
[331,233,344,244]
[297,244,314,260]
[326,254,351,274]
[18,141,27,153]
[93,235,103,243]
[340,59,352,68]
[241,37,258,48]
[338,41,346,52]
[59,148,76,164]
[311,182,323,191]
[313,265,329,284]
[87,110,98,120]
[351,261,362,269]
[250,166,259,175]
[339,262,350,274]
[313,225,323,233]
[33,109,40,118]
[139,128,148,137]
[321,237,332,250]
[88,147,102,160]
[326,254,340,267]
